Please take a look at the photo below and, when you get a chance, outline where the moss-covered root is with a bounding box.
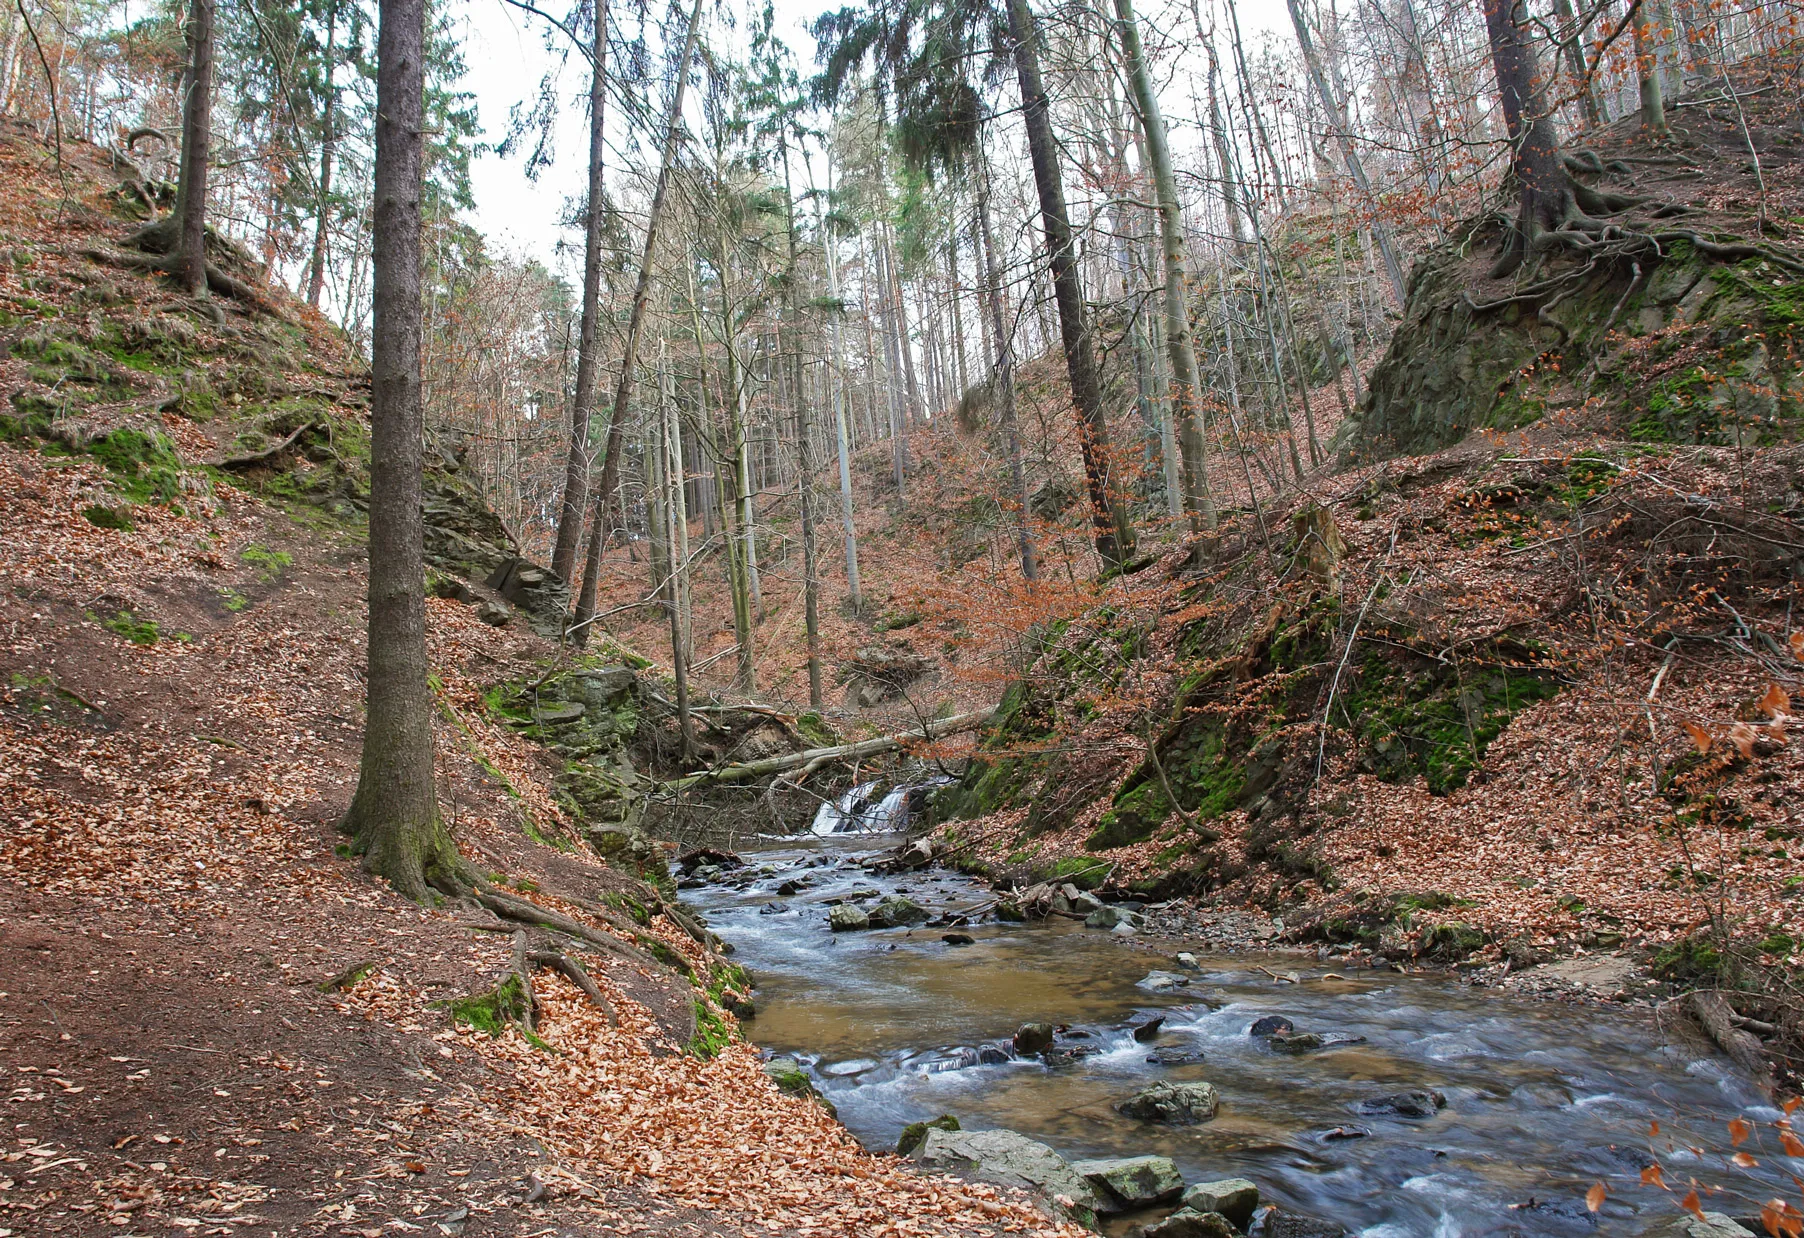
[441,931,544,1046]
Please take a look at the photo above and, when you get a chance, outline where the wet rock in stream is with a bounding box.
[1072,1155,1184,1212]
[1146,1048,1208,1066]
[1246,1208,1349,1238]
[909,1127,1103,1225]
[1115,1079,1220,1124]
[868,895,930,927]
[1012,1022,1055,1056]
[1355,1089,1447,1118]
[1248,1015,1293,1038]
[1129,1210,1239,1238]
[828,905,870,932]
[1137,970,1192,992]
[1180,1178,1260,1229]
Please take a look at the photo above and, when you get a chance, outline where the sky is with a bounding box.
[453,0,1292,279]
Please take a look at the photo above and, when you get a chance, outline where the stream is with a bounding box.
[685,834,1781,1236]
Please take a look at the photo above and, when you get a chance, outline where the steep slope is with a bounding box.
[931,77,1804,1064]
[0,123,1076,1237]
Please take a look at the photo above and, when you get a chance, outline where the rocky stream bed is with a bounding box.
[680,834,1785,1238]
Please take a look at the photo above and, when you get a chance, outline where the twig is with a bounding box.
[1316,526,1398,782]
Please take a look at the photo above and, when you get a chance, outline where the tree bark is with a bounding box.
[820,205,863,610]
[1005,0,1132,571]
[1114,0,1213,533]
[174,0,215,299]
[550,0,609,586]
[1481,0,1572,275]
[341,0,466,901]
[305,6,338,309]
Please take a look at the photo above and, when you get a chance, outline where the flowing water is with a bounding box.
[688,836,1783,1236]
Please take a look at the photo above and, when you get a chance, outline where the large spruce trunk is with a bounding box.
[341,0,467,900]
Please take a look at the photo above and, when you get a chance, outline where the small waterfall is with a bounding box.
[809,777,952,835]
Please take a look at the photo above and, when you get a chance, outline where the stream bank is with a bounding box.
[684,834,1781,1238]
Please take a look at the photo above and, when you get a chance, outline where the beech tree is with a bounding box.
[341,0,469,900]
[174,0,215,297]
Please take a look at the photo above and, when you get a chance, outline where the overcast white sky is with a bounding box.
[453,0,1292,280]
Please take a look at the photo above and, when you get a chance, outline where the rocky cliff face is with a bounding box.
[1343,86,1801,460]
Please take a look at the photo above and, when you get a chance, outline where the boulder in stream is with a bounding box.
[1071,1155,1184,1212]
[1128,1210,1239,1238]
[1115,1079,1220,1124]
[1267,1032,1324,1054]
[1137,970,1192,992]
[828,905,871,932]
[910,1127,1102,1226]
[1246,1208,1350,1237]
[1013,1022,1055,1056]
[1085,905,1139,930]
[761,1056,836,1118]
[1181,1179,1260,1230]
[869,895,930,928]
[1355,1089,1447,1119]
[1129,1015,1165,1043]
[1248,1015,1293,1038]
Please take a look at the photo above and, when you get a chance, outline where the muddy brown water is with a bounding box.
[686,836,1790,1236]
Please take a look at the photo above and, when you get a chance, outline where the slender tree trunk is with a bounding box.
[976,149,1039,581]
[550,0,609,586]
[174,0,215,298]
[1115,0,1213,532]
[885,224,925,425]
[820,204,863,610]
[306,7,338,309]
[1551,0,1606,127]
[571,0,703,641]
[341,0,465,901]
[1201,44,1246,250]
[779,142,822,708]
[1005,0,1131,570]
[1282,0,1407,306]
[661,354,691,758]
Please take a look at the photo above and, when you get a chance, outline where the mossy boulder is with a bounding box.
[897,1113,960,1156]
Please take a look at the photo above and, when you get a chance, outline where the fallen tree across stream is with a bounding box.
[662,708,995,792]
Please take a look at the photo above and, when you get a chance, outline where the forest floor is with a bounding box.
[0,126,1080,1237]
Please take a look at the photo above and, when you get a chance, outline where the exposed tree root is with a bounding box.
[475,885,673,975]
[526,949,616,1024]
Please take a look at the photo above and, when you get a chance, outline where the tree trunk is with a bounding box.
[341,0,466,901]
[550,0,609,586]
[1115,0,1213,533]
[571,0,703,641]
[174,0,215,299]
[1551,0,1606,127]
[1481,0,1572,274]
[1282,0,1408,306]
[779,143,822,709]
[975,149,1039,581]
[1005,0,1131,571]
[820,207,863,610]
[305,7,338,309]
[1631,3,1670,136]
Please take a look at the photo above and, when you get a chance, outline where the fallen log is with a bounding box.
[1685,990,1774,1093]
[663,708,995,792]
